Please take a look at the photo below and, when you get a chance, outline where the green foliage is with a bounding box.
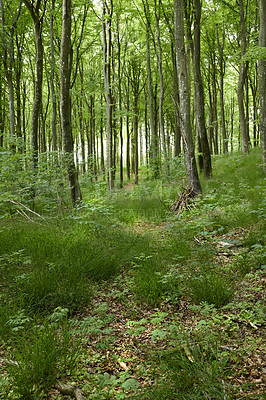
[132,256,182,306]
[135,332,231,400]
[0,150,70,217]
[6,316,79,399]
[188,272,234,308]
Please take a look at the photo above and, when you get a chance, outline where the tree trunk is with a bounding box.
[60,0,82,206]
[237,0,250,154]
[143,0,159,177]
[155,0,168,176]
[50,0,57,153]
[174,0,201,193]
[1,0,22,151]
[23,0,45,167]
[193,0,212,178]
[259,0,266,173]
[171,41,181,157]
[102,0,114,191]
[216,28,228,154]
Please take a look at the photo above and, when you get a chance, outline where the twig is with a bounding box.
[16,209,32,220]
[10,200,45,220]
[158,197,169,210]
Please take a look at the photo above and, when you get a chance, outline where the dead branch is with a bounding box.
[9,200,45,220]
[170,186,197,214]
[54,383,85,400]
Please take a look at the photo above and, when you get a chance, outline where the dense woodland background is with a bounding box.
[0,0,266,207]
[0,1,265,399]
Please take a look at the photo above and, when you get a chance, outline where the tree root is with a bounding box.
[54,383,85,400]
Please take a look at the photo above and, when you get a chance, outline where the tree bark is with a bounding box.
[102,0,114,191]
[143,0,159,177]
[50,0,57,153]
[155,0,168,176]
[237,0,250,154]
[259,0,266,173]
[193,0,212,178]
[216,27,228,154]
[1,0,22,151]
[23,0,45,167]
[60,0,82,206]
[174,0,201,194]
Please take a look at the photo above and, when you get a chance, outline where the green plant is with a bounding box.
[188,272,234,308]
[6,316,79,399]
[135,332,231,400]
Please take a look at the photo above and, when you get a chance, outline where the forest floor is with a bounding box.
[48,222,265,400]
[0,150,265,399]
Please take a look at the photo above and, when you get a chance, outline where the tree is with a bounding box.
[259,0,266,173]
[0,0,22,150]
[174,0,201,194]
[237,0,250,154]
[193,0,212,178]
[60,0,82,206]
[23,0,46,166]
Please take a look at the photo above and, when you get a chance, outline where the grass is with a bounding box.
[0,148,265,399]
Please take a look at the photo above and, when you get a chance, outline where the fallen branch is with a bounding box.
[54,383,85,400]
[10,200,45,220]
[170,186,197,214]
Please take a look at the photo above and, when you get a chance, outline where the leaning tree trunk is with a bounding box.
[60,0,82,206]
[259,0,266,173]
[174,0,201,194]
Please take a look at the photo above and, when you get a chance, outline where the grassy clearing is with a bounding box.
[0,149,265,399]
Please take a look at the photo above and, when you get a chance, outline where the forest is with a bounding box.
[0,0,265,399]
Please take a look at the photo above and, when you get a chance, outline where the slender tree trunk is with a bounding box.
[126,79,130,180]
[133,94,139,184]
[259,0,266,173]
[174,0,201,193]
[171,42,181,157]
[102,0,114,191]
[155,0,168,175]
[143,0,159,177]
[117,17,123,188]
[0,79,4,147]
[23,0,46,167]
[60,0,82,206]
[238,0,249,154]
[193,0,212,178]
[15,33,23,151]
[50,0,57,153]
[1,0,22,151]
[216,28,228,154]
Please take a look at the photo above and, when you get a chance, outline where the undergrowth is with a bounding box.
[0,148,265,399]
